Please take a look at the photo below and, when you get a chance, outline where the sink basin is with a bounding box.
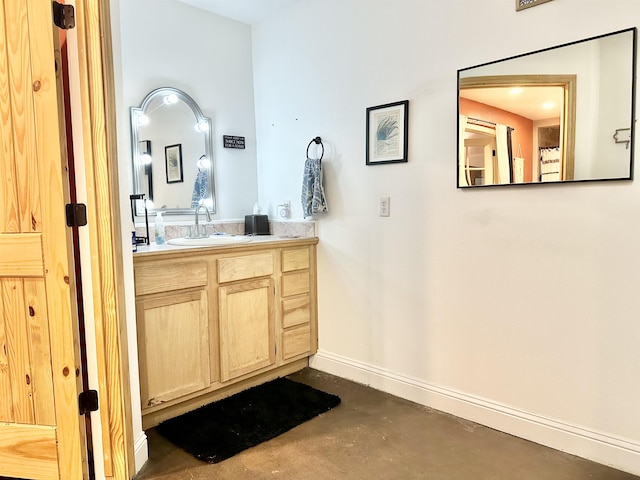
[167,235,253,247]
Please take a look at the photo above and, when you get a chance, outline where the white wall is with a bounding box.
[112,0,259,472]
[117,0,259,220]
[252,1,640,475]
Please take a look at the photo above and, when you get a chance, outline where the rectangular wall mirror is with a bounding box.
[457,28,636,188]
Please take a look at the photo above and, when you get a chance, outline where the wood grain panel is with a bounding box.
[0,279,13,421]
[282,271,310,297]
[0,423,58,480]
[282,295,310,328]
[0,0,18,234]
[2,278,34,424]
[217,252,273,283]
[219,279,275,381]
[24,278,55,425]
[134,260,207,296]
[0,233,44,277]
[282,248,309,272]
[27,0,85,477]
[137,290,210,407]
[282,325,311,360]
[5,0,40,233]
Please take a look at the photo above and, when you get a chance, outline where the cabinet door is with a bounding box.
[219,278,275,382]
[137,290,210,408]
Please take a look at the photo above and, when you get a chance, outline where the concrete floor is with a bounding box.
[135,368,639,480]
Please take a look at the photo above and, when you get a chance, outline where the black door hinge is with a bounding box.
[78,390,99,415]
[53,2,75,30]
[66,203,87,227]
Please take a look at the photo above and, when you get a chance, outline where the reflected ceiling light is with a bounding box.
[137,114,150,126]
[509,87,523,95]
[139,154,152,165]
[197,155,211,169]
[163,93,178,105]
[542,101,555,109]
[195,121,209,132]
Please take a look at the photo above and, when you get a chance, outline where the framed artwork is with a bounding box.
[366,100,409,165]
[516,0,553,11]
[165,143,183,183]
[139,140,153,200]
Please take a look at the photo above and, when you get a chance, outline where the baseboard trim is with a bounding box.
[133,431,148,475]
[310,350,640,476]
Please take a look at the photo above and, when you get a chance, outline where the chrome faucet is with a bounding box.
[189,204,211,239]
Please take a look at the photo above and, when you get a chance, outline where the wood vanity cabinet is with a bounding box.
[133,238,318,428]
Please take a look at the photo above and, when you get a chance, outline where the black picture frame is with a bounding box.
[139,140,153,201]
[366,100,409,165]
[165,143,183,183]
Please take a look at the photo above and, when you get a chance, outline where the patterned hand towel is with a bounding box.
[191,168,209,208]
[301,157,328,217]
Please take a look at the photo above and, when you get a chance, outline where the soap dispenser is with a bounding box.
[154,211,165,245]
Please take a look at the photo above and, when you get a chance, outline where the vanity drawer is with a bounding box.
[135,261,208,296]
[282,324,311,360]
[282,295,310,328]
[282,247,309,272]
[217,252,274,283]
[281,271,309,297]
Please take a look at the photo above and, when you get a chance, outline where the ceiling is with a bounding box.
[175,0,297,25]
[460,86,564,122]
[174,0,562,123]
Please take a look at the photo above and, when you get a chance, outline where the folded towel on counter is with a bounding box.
[301,157,328,217]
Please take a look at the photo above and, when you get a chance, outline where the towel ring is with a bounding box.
[306,136,324,161]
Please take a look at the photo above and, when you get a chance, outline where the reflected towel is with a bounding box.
[301,157,328,217]
[191,169,209,208]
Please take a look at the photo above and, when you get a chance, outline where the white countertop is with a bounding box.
[134,234,317,257]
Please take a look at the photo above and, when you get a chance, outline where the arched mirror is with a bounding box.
[457,28,636,188]
[131,87,215,215]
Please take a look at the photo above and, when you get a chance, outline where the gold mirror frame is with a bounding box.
[459,74,576,185]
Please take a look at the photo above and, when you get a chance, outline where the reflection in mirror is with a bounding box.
[131,87,215,215]
[457,28,636,188]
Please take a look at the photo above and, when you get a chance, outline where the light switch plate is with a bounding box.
[379,196,390,217]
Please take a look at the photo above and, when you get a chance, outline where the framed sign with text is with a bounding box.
[516,0,553,11]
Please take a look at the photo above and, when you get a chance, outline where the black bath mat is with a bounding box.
[155,377,341,463]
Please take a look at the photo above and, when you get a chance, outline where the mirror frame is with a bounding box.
[457,27,636,188]
[130,87,216,216]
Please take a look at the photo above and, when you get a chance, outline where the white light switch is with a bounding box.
[379,196,390,217]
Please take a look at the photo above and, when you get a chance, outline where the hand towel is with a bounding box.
[191,168,209,208]
[301,157,328,217]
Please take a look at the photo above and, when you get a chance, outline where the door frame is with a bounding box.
[68,0,134,478]
[459,74,577,181]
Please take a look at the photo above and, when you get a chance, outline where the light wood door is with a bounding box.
[136,289,210,408]
[0,1,86,479]
[219,278,275,382]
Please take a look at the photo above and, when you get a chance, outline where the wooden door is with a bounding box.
[0,1,86,479]
[219,278,275,382]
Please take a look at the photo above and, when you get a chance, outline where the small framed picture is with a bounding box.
[165,143,183,183]
[366,100,409,165]
[516,0,553,11]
